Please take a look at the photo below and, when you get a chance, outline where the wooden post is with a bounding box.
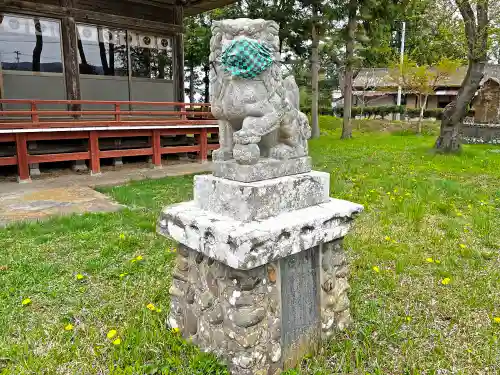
[0,56,4,111]
[115,103,121,121]
[15,133,30,182]
[172,6,184,104]
[152,130,162,167]
[199,128,208,163]
[60,13,81,113]
[89,131,100,175]
[30,102,39,122]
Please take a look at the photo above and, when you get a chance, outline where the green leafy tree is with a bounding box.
[184,16,211,102]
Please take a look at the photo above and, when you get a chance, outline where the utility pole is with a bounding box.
[14,50,21,64]
[396,21,405,120]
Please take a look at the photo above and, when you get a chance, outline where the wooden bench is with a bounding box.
[0,99,219,182]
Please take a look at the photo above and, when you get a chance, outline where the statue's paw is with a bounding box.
[269,144,302,160]
[233,130,261,145]
[213,148,233,161]
[233,144,260,165]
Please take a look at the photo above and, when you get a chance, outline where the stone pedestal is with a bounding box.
[29,163,41,177]
[72,160,88,172]
[112,157,124,167]
[158,171,362,375]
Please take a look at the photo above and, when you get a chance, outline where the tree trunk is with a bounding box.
[77,39,87,65]
[189,65,195,103]
[310,17,320,139]
[435,0,488,153]
[32,18,43,72]
[98,46,109,75]
[341,0,357,139]
[435,61,485,152]
[109,43,115,75]
[418,94,428,134]
[203,64,210,103]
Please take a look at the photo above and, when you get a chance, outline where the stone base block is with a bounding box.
[72,160,88,172]
[158,198,363,270]
[168,240,351,375]
[194,171,330,222]
[212,156,312,182]
[113,157,124,167]
[29,163,41,177]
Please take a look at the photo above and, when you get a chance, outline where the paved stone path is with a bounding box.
[0,162,210,227]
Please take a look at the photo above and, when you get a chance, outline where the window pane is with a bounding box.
[130,32,172,79]
[0,14,63,72]
[77,24,127,76]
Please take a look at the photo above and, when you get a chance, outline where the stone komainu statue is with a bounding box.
[209,18,311,165]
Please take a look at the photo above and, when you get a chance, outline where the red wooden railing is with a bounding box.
[0,99,219,182]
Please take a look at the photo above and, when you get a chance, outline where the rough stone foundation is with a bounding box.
[169,244,282,375]
[168,238,352,374]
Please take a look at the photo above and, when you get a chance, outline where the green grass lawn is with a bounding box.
[1,118,499,374]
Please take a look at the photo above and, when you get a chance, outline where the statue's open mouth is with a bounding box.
[221,38,274,79]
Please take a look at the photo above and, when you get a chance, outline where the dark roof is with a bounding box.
[126,0,236,16]
[353,64,500,89]
[184,0,236,15]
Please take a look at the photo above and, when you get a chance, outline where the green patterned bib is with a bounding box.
[221,38,274,79]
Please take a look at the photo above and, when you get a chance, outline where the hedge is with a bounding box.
[302,105,475,120]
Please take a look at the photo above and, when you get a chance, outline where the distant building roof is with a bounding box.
[353,64,500,90]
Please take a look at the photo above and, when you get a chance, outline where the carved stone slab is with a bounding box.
[194,171,330,222]
[280,247,321,369]
[212,156,312,182]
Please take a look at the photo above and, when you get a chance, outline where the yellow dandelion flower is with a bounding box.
[372,266,380,273]
[119,273,128,278]
[119,233,125,240]
[493,317,500,323]
[441,277,451,285]
[172,248,177,253]
[64,324,74,331]
[76,274,84,280]
[112,338,121,345]
[21,298,31,306]
[107,329,117,339]
[146,303,156,311]
[131,255,143,263]
[456,212,463,217]
[459,244,467,249]
[435,260,441,264]
[384,236,391,241]
[171,327,180,334]
[405,316,412,322]
[426,258,434,263]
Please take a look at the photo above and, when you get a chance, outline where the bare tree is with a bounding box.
[341,0,357,139]
[435,0,489,152]
[32,18,43,72]
[356,68,378,117]
[310,11,320,139]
